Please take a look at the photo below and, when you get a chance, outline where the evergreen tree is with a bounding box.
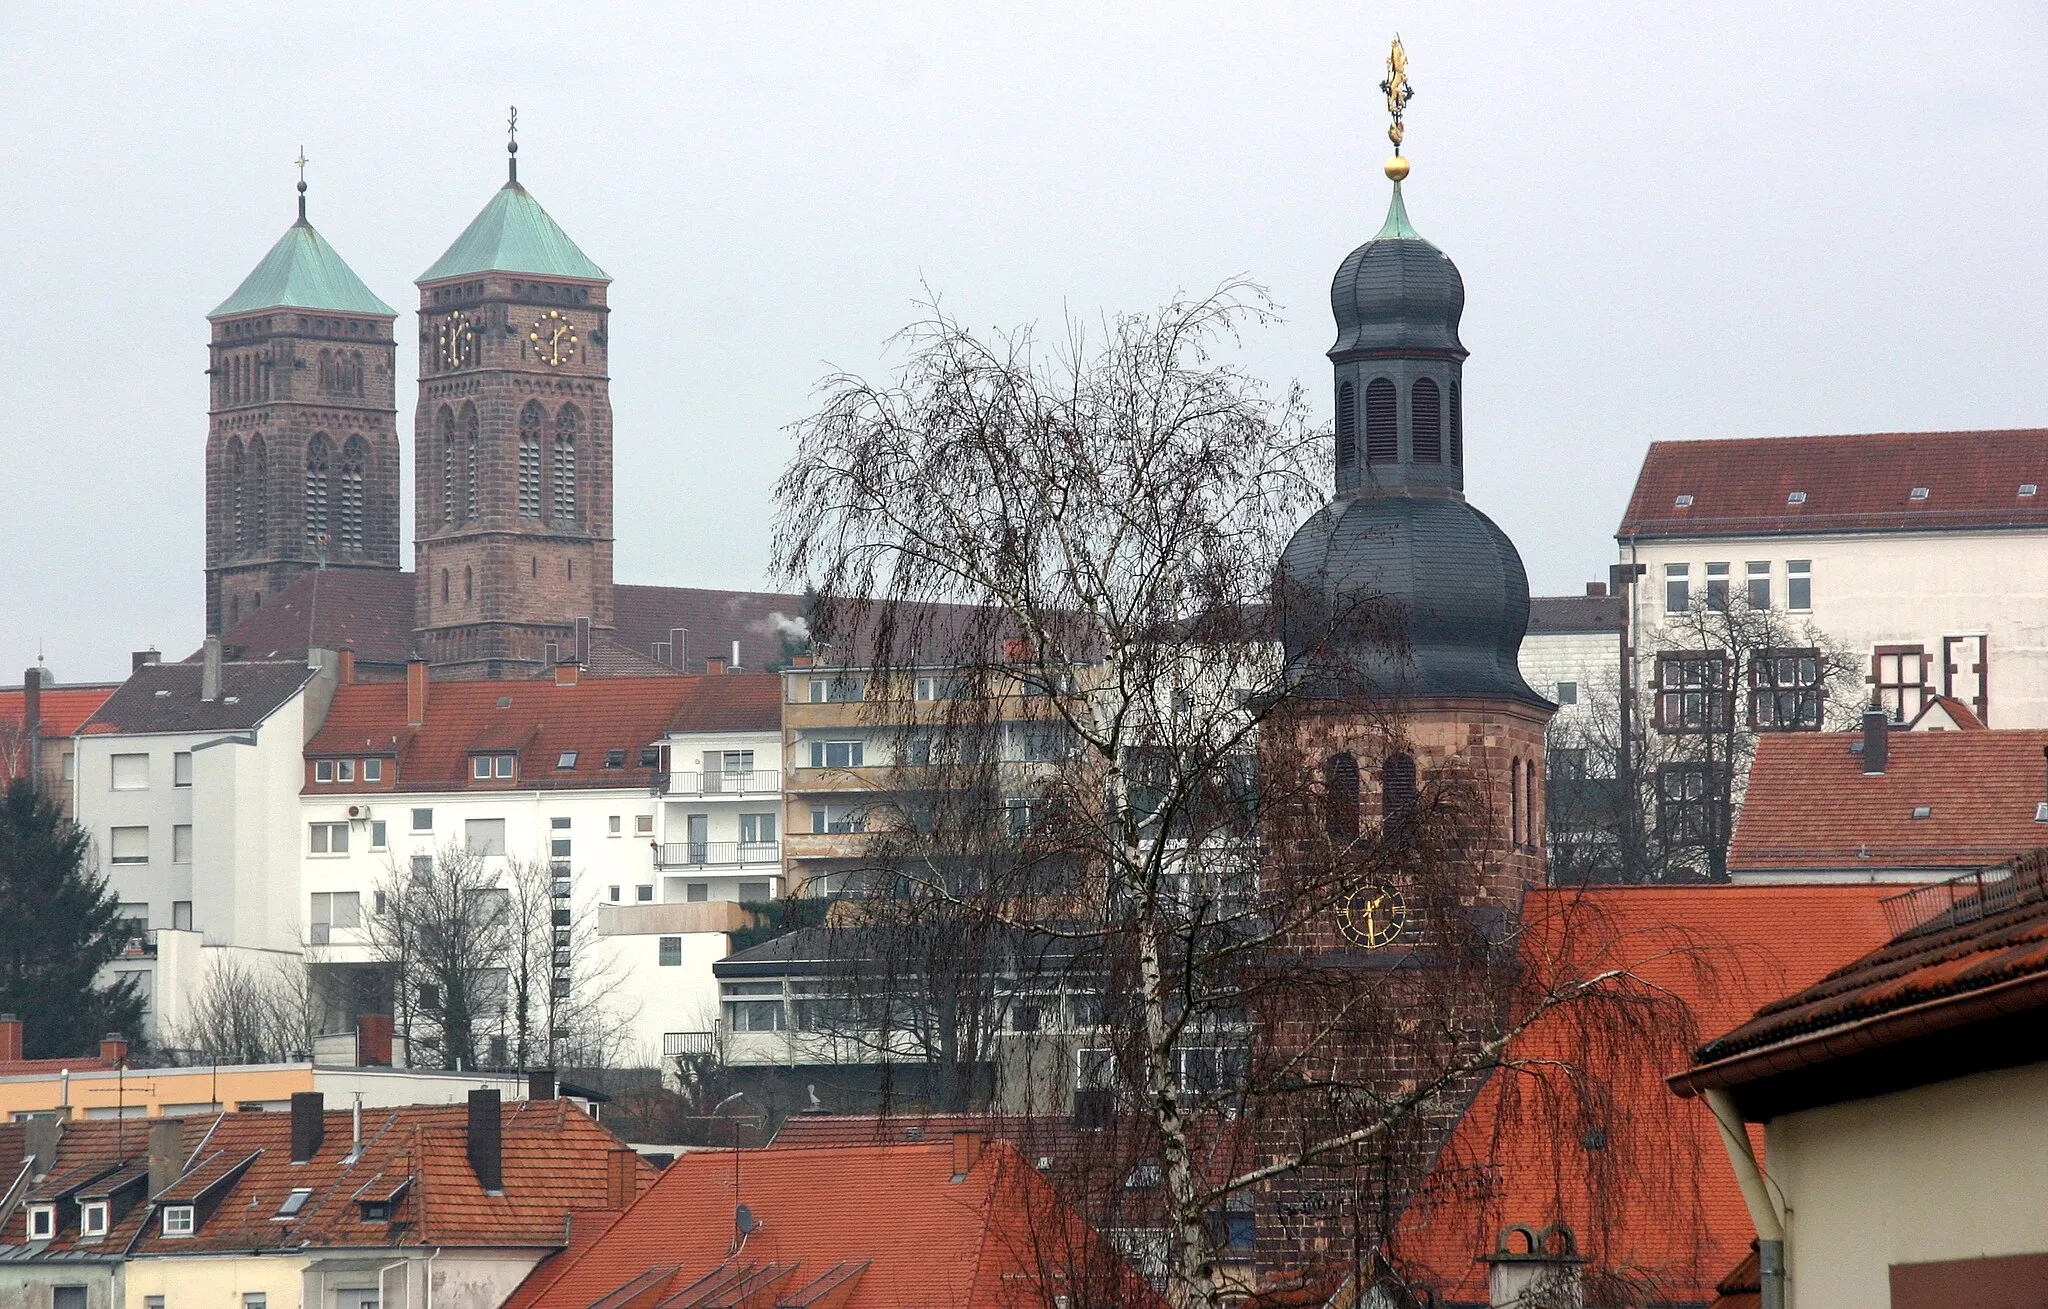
[0,779,144,1057]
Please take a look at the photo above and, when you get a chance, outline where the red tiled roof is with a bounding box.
[305,676,701,792]
[1682,849,2048,1093]
[1730,729,2048,875]
[1390,885,1900,1304]
[666,673,781,734]
[1710,1246,1762,1309]
[0,683,119,736]
[503,1139,1164,1309]
[1617,430,2048,539]
[0,1098,651,1257]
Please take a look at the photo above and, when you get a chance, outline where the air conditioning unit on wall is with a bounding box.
[347,804,372,823]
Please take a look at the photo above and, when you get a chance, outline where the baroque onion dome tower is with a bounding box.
[413,117,615,677]
[204,167,402,635]
[1258,42,1554,1273]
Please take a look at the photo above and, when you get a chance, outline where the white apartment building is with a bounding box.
[1618,429,2048,727]
[71,644,337,1037]
[1520,589,1628,731]
[297,665,779,1071]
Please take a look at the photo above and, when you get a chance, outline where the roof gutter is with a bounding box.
[1669,968,2048,1104]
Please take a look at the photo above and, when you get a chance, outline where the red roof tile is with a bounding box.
[1683,849,2048,1090]
[0,683,119,737]
[1730,729,2048,875]
[504,1139,1164,1309]
[1390,885,1899,1304]
[306,676,702,792]
[1618,430,2048,539]
[666,673,781,734]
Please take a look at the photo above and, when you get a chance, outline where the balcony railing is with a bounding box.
[657,770,781,798]
[663,1031,715,1058]
[656,841,781,868]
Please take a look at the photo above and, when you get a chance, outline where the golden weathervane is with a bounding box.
[1380,36,1414,182]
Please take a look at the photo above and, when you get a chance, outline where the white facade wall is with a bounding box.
[1519,629,1621,735]
[655,727,783,904]
[73,687,312,1038]
[1621,530,2048,727]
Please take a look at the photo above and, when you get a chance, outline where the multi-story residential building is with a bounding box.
[0,667,117,817]
[72,643,338,1037]
[1617,429,2048,728]
[2,1087,649,1309]
[298,664,775,1068]
[1519,589,1627,729]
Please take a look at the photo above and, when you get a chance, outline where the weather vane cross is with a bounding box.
[508,106,519,150]
[294,146,309,185]
[1380,36,1413,153]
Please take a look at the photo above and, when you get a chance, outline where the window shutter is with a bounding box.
[1364,379,1398,464]
[1335,381,1357,466]
[1410,378,1441,463]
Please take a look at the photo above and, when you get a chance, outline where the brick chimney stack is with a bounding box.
[201,635,223,702]
[467,1089,503,1192]
[406,659,428,728]
[0,1014,22,1063]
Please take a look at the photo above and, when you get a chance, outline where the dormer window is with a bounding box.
[275,1187,313,1219]
[26,1203,54,1240]
[361,1200,393,1222]
[472,754,517,781]
[80,1201,109,1237]
[1909,487,1929,501]
[315,760,335,783]
[162,1205,195,1237]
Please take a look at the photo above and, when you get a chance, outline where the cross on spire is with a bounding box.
[507,105,520,184]
[295,145,310,222]
[1379,36,1415,182]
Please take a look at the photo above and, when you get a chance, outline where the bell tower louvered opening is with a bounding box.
[1335,381,1358,467]
[1448,380,1463,466]
[1364,378,1398,464]
[1411,377,1442,463]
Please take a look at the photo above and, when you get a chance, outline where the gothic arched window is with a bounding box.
[441,569,450,603]
[248,435,267,549]
[461,404,480,523]
[1324,753,1360,841]
[1525,759,1539,850]
[1382,752,1418,832]
[338,436,367,553]
[1411,377,1442,464]
[1448,380,1463,466]
[1364,378,1398,464]
[518,403,544,518]
[1335,381,1358,467]
[229,437,246,555]
[319,349,334,394]
[349,350,365,396]
[464,565,473,601]
[305,435,332,552]
[1509,758,1522,851]
[438,407,456,522]
[553,405,580,523]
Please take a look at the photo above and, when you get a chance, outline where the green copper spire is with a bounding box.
[208,170,396,319]
[1375,180,1421,240]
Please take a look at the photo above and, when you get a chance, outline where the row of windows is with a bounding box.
[1663,560,1811,613]
[220,351,272,405]
[309,811,655,857]
[109,751,193,790]
[1323,749,1538,851]
[312,757,384,783]
[107,824,192,864]
[437,401,582,526]
[1334,376,1463,468]
[317,348,368,397]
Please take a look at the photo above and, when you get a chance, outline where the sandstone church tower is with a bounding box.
[412,131,615,676]
[1259,42,1554,1271]
[204,175,402,635]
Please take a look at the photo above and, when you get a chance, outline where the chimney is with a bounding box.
[25,1115,60,1178]
[606,1149,637,1209]
[707,657,727,677]
[131,648,161,672]
[1862,703,1889,776]
[0,1014,21,1063]
[148,1119,184,1197]
[951,1129,984,1180]
[669,628,688,670]
[554,663,581,687]
[290,1091,324,1163]
[792,654,814,668]
[406,659,428,728]
[730,639,741,671]
[1585,581,1608,597]
[528,1068,556,1102]
[573,617,592,668]
[337,649,355,684]
[98,1034,128,1067]
[201,636,223,703]
[467,1089,503,1192]
[356,1013,393,1067]
[1482,1223,1587,1309]
[22,668,41,755]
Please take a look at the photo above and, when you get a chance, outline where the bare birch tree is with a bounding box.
[162,951,319,1065]
[773,287,1703,1306]
[367,842,512,1071]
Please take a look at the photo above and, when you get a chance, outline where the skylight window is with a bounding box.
[2022,484,2039,498]
[603,749,628,769]
[1786,491,1807,505]
[1673,494,1694,508]
[557,751,579,769]
[1909,487,1930,501]
[1910,806,1933,819]
[275,1187,314,1218]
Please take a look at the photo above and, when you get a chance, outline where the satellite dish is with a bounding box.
[735,1204,757,1236]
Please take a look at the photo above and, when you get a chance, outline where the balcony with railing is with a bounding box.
[663,1031,715,1058]
[655,840,781,869]
[656,770,781,798]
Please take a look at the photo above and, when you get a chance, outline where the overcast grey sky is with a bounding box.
[4,3,2044,683]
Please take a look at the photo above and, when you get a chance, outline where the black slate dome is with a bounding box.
[1328,189,1467,360]
[1279,179,1544,708]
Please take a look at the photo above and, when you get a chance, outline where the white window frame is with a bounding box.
[110,826,150,864]
[26,1203,54,1240]
[363,758,383,783]
[315,759,336,784]
[337,759,356,783]
[161,1205,195,1237]
[809,740,864,770]
[635,813,654,837]
[111,753,149,791]
[410,807,433,833]
[369,820,387,851]
[173,751,194,787]
[309,822,350,856]
[80,1200,109,1237]
[173,824,193,864]
[1787,560,1812,612]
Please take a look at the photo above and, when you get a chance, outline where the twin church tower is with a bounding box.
[203,134,612,676]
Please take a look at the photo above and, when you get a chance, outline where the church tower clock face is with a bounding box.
[1335,883,1408,949]
[528,309,577,366]
[438,311,476,370]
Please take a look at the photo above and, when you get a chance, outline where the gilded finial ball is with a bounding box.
[1384,154,1410,182]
